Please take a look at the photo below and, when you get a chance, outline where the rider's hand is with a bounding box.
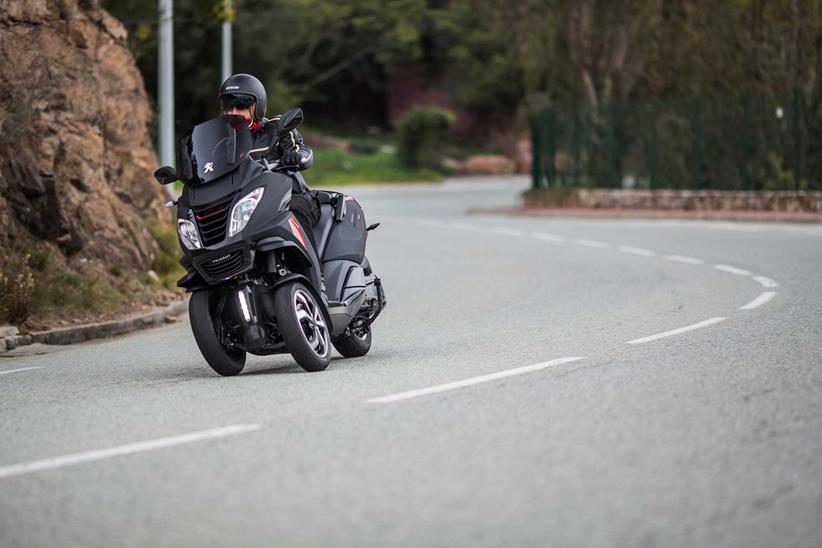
[281,148,302,167]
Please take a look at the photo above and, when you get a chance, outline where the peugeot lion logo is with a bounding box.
[203,162,214,174]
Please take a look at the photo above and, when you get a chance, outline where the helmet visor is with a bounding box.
[220,94,256,112]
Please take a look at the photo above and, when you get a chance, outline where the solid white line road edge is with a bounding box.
[0,367,42,376]
[740,291,777,310]
[368,357,585,404]
[625,317,728,345]
[0,424,261,480]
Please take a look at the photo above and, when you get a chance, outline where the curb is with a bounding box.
[0,298,189,354]
[469,206,822,223]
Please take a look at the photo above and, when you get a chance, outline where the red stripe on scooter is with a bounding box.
[288,216,307,249]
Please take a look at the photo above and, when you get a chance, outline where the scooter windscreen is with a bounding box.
[188,115,253,184]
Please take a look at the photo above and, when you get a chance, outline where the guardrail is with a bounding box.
[532,90,819,191]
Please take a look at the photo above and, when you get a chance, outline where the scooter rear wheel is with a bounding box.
[333,326,372,358]
[189,290,246,376]
[274,281,331,372]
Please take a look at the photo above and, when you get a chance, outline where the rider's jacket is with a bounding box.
[248,114,314,172]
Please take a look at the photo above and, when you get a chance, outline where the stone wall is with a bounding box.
[0,0,168,270]
[524,189,822,213]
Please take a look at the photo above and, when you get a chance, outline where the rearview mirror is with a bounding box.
[153,166,178,185]
[278,108,304,133]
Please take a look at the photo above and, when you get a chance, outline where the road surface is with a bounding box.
[2,176,821,547]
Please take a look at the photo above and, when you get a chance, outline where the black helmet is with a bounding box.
[218,73,267,122]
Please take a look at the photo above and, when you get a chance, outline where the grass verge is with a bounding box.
[305,149,444,187]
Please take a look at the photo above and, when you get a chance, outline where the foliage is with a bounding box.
[146,221,185,289]
[103,0,822,184]
[395,107,455,170]
[0,253,35,324]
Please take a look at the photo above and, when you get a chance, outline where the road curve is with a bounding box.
[2,176,821,548]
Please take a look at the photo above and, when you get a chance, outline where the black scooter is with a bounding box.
[154,110,386,375]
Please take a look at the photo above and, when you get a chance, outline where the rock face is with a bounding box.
[0,0,167,270]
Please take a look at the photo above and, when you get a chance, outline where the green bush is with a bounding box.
[0,253,35,324]
[147,221,184,289]
[395,106,455,170]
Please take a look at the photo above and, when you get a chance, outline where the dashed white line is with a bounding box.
[416,219,446,228]
[490,227,523,236]
[575,239,609,248]
[0,367,42,376]
[449,222,480,231]
[740,292,776,310]
[625,317,728,345]
[368,357,586,404]
[714,264,751,276]
[530,232,567,242]
[618,246,656,257]
[753,276,778,288]
[664,254,704,265]
[0,424,261,479]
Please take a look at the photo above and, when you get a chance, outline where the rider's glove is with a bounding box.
[281,148,302,167]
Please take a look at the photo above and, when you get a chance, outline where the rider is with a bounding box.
[218,73,320,250]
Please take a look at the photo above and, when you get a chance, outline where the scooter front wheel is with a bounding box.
[189,290,246,376]
[274,281,331,372]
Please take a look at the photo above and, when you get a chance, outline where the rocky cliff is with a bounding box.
[0,0,168,271]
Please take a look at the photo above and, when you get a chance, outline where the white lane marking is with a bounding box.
[625,317,728,345]
[664,254,704,265]
[490,227,523,236]
[0,424,261,480]
[416,219,446,228]
[753,276,778,288]
[0,367,42,376]
[368,357,586,404]
[575,239,609,248]
[618,246,656,257]
[449,222,480,231]
[714,264,751,276]
[530,232,567,243]
[740,291,777,310]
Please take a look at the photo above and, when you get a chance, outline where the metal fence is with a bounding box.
[532,90,820,191]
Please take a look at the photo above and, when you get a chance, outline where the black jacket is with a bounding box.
[248,114,314,171]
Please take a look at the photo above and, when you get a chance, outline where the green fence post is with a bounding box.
[546,109,556,187]
[573,103,581,187]
[608,102,619,187]
[793,88,802,191]
[531,114,542,189]
[739,95,751,191]
[648,101,657,190]
[691,97,703,189]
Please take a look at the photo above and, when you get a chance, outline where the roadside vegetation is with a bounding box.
[0,226,183,329]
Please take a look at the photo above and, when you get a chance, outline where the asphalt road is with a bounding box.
[2,176,821,548]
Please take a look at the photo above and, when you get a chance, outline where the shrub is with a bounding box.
[147,221,184,289]
[0,253,35,324]
[396,106,455,170]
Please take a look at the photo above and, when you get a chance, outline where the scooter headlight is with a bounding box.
[177,219,202,250]
[228,187,265,237]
